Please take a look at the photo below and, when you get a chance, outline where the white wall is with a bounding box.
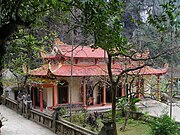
[46,87,53,107]
[43,88,47,106]
[66,77,82,103]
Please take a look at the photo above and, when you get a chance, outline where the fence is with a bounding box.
[2,96,18,111]
[2,96,97,135]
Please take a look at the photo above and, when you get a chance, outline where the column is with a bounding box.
[121,80,125,96]
[32,87,36,108]
[39,87,43,112]
[82,78,87,108]
[102,83,106,106]
[157,75,161,101]
[136,78,140,98]
[140,78,144,98]
[53,84,58,106]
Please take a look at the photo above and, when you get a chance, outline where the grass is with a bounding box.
[117,119,152,135]
[64,112,152,135]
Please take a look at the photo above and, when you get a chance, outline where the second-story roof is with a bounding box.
[59,45,106,59]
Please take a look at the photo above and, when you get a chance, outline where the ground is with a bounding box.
[0,98,180,135]
[117,119,151,135]
[137,98,180,122]
[0,105,55,135]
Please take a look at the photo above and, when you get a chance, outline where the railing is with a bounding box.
[2,96,97,135]
[56,119,97,135]
[30,109,97,135]
[30,109,54,131]
[55,102,83,111]
[2,96,18,111]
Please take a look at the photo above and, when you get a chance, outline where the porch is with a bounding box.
[34,103,112,115]
[29,77,117,112]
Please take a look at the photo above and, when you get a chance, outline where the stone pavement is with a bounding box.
[0,105,55,135]
[137,98,180,123]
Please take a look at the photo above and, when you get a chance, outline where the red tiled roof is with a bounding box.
[58,45,107,58]
[42,39,150,60]
[30,63,168,77]
[53,38,106,58]
[40,51,57,59]
[30,64,48,76]
[30,64,122,77]
[130,66,168,75]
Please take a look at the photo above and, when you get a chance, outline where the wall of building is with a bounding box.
[71,77,82,103]
[46,87,53,107]
[94,85,99,104]
[43,88,47,107]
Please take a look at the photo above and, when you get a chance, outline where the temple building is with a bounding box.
[29,39,168,112]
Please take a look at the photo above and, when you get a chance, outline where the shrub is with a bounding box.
[71,112,85,124]
[59,107,67,116]
[150,114,179,135]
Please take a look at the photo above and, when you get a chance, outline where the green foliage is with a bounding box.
[117,119,152,135]
[69,112,88,128]
[133,0,180,66]
[4,29,42,75]
[60,0,130,55]
[117,98,128,109]
[117,97,141,112]
[54,106,67,116]
[117,97,128,116]
[150,114,179,135]
[2,28,56,89]
[1,0,60,26]
[59,107,67,116]
[148,0,179,32]
[129,98,141,111]
[3,28,56,73]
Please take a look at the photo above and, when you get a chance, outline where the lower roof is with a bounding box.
[29,63,168,77]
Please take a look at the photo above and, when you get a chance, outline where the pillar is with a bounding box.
[39,87,43,112]
[121,80,125,96]
[82,79,87,108]
[32,87,36,108]
[53,84,58,106]
[140,78,144,98]
[136,78,140,98]
[157,75,161,101]
[102,83,106,106]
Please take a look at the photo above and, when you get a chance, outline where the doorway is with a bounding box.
[58,80,68,104]
[33,87,40,107]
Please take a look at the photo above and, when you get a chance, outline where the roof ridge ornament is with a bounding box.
[54,38,64,45]
[48,61,62,73]
[164,63,169,68]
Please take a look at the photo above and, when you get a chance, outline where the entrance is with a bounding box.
[106,85,112,103]
[31,87,40,107]
[58,80,68,104]
[106,83,122,103]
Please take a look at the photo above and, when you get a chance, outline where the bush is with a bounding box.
[70,112,86,126]
[150,114,179,135]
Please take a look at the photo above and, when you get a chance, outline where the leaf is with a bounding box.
[51,0,58,7]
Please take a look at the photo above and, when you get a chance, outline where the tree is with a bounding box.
[150,114,179,135]
[128,0,180,66]
[148,0,179,119]
[3,28,57,91]
[0,0,59,104]
[58,1,149,134]
[58,0,179,134]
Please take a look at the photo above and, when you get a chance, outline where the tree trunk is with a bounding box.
[111,83,118,135]
[106,53,118,135]
[121,110,129,132]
